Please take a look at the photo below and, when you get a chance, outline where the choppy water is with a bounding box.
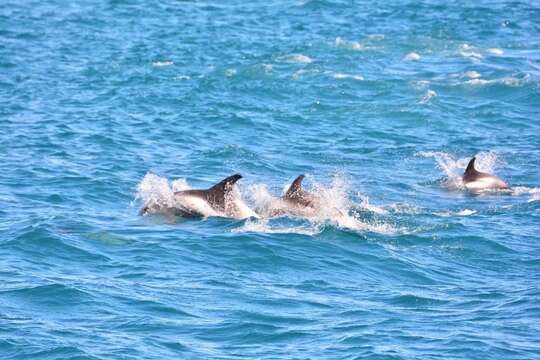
[1,1,540,359]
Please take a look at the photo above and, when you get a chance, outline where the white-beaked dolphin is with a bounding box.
[462,157,509,191]
[275,174,346,218]
[140,174,259,219]
[282,174,318,208]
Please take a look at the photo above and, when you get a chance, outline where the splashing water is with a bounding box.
[232,218,323,236]
[244,174,400,234]
[136,173,183,213]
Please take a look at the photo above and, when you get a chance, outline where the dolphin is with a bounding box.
[267,174,348,219]
[264,174,324,217]
[462,157,509,191]
[282,174,318,208]
[140,174,259,219]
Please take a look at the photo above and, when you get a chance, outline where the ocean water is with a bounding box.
[1,0,540,359]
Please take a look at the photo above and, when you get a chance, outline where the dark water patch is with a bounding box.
[7,225,111,263]
[1,283,94,309]
[386,294,450,309]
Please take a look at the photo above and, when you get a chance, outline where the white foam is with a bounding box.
[459,44,482,59]
[152,61,174,67]
[262,64,273,73]
[224,68,237,77]
[511,186,540,202]
[487,48,504,56]
[457,209,476,216]
[358,196,388,214]
[292,69,306,80]
[285,54,313,64]
[464,71,481,79]
[367,34,385,41]
[332,72,364,81]
[171,178,190,192]
[335,37,364,50]
[460,51,483,60]
[464,76,524,87]
[229,189,260,219]
[136,173,178,213]
[435,209,477,217]
[232,218,322,236]
[419,89,437,104]
[404,52,421,61]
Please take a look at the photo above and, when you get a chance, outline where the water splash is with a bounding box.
[281,54,313,64]
[419,89,437,104]
[463,76,527,87]
[464,71,481,79]
[332,72,364,81]
[511,186,540,202]
[136,173,179,214]
[435,209,477,217]
[245,174,400,234]
[232,218,323,236]
[404,52,421,61]
[335,37,364,51]
[152,60,174,67]
[486,48,504,56]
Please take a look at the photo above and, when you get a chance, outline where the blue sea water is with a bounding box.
[1,0,540,358]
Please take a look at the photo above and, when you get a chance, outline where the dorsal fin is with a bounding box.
[285,175,305,199]
[464,157,479,176]
[208,174,242,194]
[200,174,242,211]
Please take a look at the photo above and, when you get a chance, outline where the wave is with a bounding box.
[463,76,529,87]
[1,283,93,307]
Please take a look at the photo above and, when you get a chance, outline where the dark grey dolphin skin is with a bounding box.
[463,157,508,190]
[139,174,242,216]
[283,174,317,208]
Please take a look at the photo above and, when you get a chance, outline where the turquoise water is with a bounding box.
[1,0,540,358]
